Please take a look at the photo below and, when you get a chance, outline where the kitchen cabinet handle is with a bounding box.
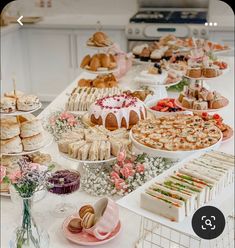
[74,35,79,69]
[68,34,72,68]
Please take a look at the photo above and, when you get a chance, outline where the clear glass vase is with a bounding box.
[9,196,49,248]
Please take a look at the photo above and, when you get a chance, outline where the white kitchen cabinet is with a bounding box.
[24,28,127,101]
[1,29,28,93]
[24,28,76,102]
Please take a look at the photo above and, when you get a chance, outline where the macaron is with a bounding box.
[67,218,83,233]
[79,204,95,219]
[81,212,95,229]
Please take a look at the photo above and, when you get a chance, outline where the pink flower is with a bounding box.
[113,164,121,173]
[114,178,125,190]
[60,112,73,120]
[49,116,56,125]
[8,170,21,184]
[120,164,135,179]
[136,163,145,173]
[110,171,120,181]
[29,163,40,170]
[0,166,6,183]
[117,150,126,163]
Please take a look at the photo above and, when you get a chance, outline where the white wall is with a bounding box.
[208,0,234,27]
[5,0,138,16]
[4,0,234,27]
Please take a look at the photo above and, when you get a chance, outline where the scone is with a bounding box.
[17,95,40,111]
[20,118,43,138]
[1,136,23,154]
[0,97,16,113]
[0,118,20,140]
[22,132,44,151]
[4,90,24,98]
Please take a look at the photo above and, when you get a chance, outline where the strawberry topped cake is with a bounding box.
[88,94,147,130]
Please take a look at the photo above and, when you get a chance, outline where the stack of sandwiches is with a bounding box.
[141,151,234,222]
[57,126,131,161]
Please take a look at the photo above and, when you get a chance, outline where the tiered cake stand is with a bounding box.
[0,104,53,198]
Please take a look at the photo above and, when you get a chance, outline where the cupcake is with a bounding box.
[139,47,151,61]
[186,66,202,78]
[202,67,218,78]
[132,44,148,58]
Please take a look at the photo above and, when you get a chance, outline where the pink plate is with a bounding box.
[62,214,121,246]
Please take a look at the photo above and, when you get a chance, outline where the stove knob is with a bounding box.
[192,29,198,36]
[201,29,207,36]
[127,28,133,35]
[135,28,140,35]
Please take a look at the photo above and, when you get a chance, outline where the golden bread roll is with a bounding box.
[100,54,110,68]
[80,55,91,68]
[90,56,100,71]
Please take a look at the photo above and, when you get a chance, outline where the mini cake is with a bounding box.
[150,49,164,62]
[202,67,218,78]
[193,101,208,110]
[0,118,20,140]
[22,132,44,151]
[132,44,148,58]
[0,136,23,154]
[88,94,147,130]
[17,95,40,111]
[181,97,194,109]
[0,97,16,113]
[20,118,43,138]
[186,67,202,78]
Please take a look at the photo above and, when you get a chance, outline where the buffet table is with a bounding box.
[1,56,234,248]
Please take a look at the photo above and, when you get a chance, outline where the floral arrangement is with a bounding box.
[44,111,82,140]
[82,151,172,196]
[1,159,54,248]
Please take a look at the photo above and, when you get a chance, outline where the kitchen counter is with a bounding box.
[1,57,234,248]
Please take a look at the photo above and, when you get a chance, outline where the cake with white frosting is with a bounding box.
[88,94,147,130]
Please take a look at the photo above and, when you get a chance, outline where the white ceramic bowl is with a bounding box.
[145,98,192,117]
[130,129,222,160]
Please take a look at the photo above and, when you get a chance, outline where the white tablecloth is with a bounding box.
[1,57,234,248]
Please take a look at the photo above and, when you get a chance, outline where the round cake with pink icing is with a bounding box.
[88,94,147,130]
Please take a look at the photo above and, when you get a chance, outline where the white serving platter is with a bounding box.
[130,129,222,160]
[0,102,42,116]
[117,150,234,238]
